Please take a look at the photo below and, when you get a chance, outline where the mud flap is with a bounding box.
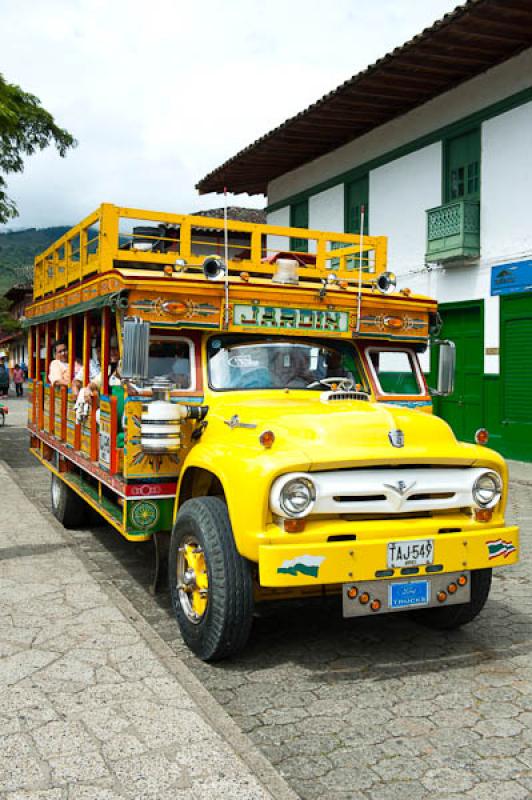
[150,530,170,595]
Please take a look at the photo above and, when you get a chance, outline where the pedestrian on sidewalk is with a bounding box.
[13,363,24,397]
[0,357,9,397]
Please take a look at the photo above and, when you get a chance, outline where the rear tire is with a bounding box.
[169,497,254,661]
[50,473,88,529]
[412,568,492,630]
[0,410,4,426]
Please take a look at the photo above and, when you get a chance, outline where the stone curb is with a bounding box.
[0,457,299,800]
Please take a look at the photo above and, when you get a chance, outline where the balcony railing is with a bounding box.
[426,199,480,263]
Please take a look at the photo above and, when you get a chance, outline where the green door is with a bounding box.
[290,199,309,253]
[345,175,369,234]
[500,294,532,460]
[444,128,481,203]
[435,303,483,442]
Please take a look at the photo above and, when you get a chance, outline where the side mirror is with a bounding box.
[121,318,150,381]
[430,339,455,397]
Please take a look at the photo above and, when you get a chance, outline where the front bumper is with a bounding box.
[258,524,519,587]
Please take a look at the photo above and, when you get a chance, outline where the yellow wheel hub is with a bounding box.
[177,537,209,623]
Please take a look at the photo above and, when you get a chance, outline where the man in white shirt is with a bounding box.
[48,340,70,386]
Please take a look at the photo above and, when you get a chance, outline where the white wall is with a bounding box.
[370,142,441,275]
[482,101,532,262]
[264,55,532,378]
[268,47,532,205]
[308,186,344,233]
[266,206,290,256]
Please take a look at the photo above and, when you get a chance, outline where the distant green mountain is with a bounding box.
[0,226,71,293]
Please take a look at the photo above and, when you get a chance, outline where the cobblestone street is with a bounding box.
[1,396,531,800]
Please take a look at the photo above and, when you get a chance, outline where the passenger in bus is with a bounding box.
[89,345,101,381]
[270,347,314,388]
[48,340,70,386]
[72,356,84,397]
[75,346,122,423]
[109,346,121,385]
[170,343,190,388]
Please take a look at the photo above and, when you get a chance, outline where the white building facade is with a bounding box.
[198,2,532,461]
[265,50,532,461]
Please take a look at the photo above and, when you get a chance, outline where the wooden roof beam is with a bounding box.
[388,57,467,77]
[466,16,531,43]
[413,48,493,67]
[444,27,530,47]
[427,34,508,57]
[295,110,390,125]
[375,68,451,88]
[469,13,532,36]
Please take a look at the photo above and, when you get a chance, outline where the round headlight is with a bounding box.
[472,471,501,507]
[279,477,316,518]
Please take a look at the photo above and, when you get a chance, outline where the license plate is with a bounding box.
[389,580,430,609]
[387,539,434,569]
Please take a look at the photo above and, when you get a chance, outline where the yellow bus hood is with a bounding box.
[207,391,491,470]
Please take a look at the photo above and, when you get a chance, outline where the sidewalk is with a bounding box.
[0,456,297,800]
[508,458,532,485]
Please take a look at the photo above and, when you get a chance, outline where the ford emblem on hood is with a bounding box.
[388,429,405,448]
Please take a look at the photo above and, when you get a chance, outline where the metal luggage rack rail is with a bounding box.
[33,203,388,300]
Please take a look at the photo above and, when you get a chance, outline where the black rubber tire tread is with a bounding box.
[0,410,4,426]
[412,568,492,630]
[168,496,254,661]
[50,473,88,529]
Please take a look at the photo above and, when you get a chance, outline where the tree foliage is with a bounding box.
[0,296,20,334]
[0,73,76,223]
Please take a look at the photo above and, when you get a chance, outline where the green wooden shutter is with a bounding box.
[345,175,369,234]
[444,129,481,203]
[290,199,309,253]
[500,294,532,460]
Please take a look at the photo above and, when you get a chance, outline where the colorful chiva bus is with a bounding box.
[26,204,519,660]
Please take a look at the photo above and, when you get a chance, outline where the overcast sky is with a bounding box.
[1,0,457,230]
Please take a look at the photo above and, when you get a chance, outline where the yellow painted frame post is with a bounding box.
[27,328,33,380]
[82,311,90,386]
[44,323,51,381]
[101,306,110,395]
[67,316,75,382]
[99,204,120,273]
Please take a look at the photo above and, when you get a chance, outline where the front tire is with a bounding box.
[50,473,88,529]
[169,497,254,661]
[412,568,492,630]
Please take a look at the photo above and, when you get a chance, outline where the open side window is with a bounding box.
[148,334,196,390]
[365,346,426,397]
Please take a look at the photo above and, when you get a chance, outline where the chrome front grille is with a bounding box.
[309,467,483,516]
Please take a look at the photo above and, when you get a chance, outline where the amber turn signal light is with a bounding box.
[283,518,306,533]
[347,586,358,599]
[437,591,447,603]
[475,428,489,445]
[458,575,468,586]
[359,592,370,605]
[163,265,173,276]
[370,599,381,611]
[259,430,275,449]
[474,508,493,522]
[448,583,458,594]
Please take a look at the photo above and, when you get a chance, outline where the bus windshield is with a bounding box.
[208,336,366,391]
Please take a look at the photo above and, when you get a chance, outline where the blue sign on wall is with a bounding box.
[491,259,532,296]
